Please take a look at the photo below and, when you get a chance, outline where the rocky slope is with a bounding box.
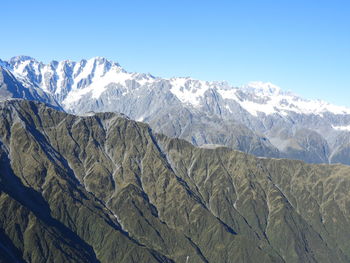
[1,100,350,262]
[1,56,350,164]
[0,66,61,111]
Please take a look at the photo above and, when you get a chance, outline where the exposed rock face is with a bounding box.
[1,100,350,262]
[0,67,61,111]
[2,56,350,164]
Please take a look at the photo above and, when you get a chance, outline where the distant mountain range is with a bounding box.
[1,56,350,164]
[2,99,350,262]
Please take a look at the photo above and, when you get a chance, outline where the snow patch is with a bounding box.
[217,88,239,100]
[55,61,66,94]
[243,81,282,95]
[62,60,133,106]
[332,125,350,131]
[12,60,30,76]
[169,77,210,107]
[89,70,132,98]
[239,100,277,116]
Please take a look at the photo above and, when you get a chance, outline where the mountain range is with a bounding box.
[1,56,350,165]
[2,99,350,262]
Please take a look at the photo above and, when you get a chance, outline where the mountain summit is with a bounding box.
[2,56,350,165]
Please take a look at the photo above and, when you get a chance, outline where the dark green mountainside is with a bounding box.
[1,100,350,262]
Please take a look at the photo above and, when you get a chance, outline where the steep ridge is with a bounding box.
[1,100,350,262]
[2,56,350,164]
[0,100,174,262]
[0,56,279,159]
[0,66,61,111]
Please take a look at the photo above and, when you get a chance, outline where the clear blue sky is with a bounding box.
[1,0,349,106]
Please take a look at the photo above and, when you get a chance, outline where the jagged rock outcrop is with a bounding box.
[2,56,350,164]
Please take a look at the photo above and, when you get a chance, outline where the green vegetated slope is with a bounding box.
[0,99,349,262]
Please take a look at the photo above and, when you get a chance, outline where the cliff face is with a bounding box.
[1,100,350,262]
[5,56,350,165]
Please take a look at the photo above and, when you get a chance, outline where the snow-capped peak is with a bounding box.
[234,82,350,116]
[91,56,120,66]
[243,81,282,95]
[4,56,350,118]
[10,55,37,64]
[165,76,350,117]
[169,77,213,107]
